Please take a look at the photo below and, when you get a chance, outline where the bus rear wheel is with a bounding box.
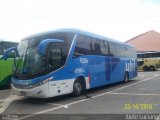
[124,72,129,83]
[149,66,156,71]
[72,78,84,97]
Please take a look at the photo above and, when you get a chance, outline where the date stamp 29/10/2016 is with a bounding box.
[124,103,153,110]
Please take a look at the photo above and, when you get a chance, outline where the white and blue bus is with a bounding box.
[4,29,137,98]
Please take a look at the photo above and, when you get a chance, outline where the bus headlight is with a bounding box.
[12,77,53,89]
[25,79,49,89]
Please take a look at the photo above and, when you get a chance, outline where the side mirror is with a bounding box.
[38,39,64,55]
[3,47,18,61]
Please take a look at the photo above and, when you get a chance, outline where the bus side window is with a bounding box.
[109,42,115,56]
[92,39,101,55]
[74,35,92,57]
[47,43,66,71]
[99,40,109,56]
[48,48,62,69]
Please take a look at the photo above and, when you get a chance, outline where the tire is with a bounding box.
[124,72,129,83]
[143,66,149,71]
[72,78,84,96]
[149,66,155,71]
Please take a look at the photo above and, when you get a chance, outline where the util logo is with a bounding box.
[126,59,136,72]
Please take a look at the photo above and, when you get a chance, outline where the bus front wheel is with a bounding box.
[72,78,84,97]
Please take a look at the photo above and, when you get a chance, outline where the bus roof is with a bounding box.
[50,28,124,43]
[22,28,134,48]
[58,29,137,49]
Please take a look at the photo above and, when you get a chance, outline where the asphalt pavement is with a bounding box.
[0,71,160,120]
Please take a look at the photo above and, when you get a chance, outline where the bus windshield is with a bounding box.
[13,32,75,79]
[13,39,46,79]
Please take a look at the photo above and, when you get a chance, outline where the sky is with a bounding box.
[0,0,160,42]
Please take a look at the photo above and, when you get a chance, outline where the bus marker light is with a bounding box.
[48,77,53,81]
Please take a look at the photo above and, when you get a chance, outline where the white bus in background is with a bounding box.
[137,51,160,71]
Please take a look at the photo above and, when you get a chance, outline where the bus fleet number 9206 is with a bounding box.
[3,29,137,98]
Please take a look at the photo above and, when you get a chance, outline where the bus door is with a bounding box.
[47,43,66,96]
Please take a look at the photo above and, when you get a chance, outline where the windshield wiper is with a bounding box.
[14,43,29,76]
[14,53,24,76]
[22,47,29,74]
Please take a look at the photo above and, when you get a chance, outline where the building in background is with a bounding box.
[126,30,160,71]
[126,30,160,52]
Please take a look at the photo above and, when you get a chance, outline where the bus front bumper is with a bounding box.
[11,82,50,98]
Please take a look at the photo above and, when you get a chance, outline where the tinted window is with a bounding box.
[109,42,116,56]
[92,39,109,56]
[25,32,74,50]
[138,52,160,58]
[115,44,125,57]
[74,35,110,57]
[137,54,143,58]
[13,32,75,79]
[91,38,101,55]
[157,52,160,57]
[48,43,66,71]
[137,61,144,66]
[74,35,92,56]
[100,40,109,55]
[44,32,74,48]
[125,45,137,58]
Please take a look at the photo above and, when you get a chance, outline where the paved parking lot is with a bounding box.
[0,71,160,120]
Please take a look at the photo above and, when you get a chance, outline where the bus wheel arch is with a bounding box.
[72,76,86,96]
[124,71,129,83]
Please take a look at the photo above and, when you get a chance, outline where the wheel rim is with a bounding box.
[143,67,148,71]
[125,73,128,82]
[150,66,154,71]
[125,77,127,82]
[74,82,82,94]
